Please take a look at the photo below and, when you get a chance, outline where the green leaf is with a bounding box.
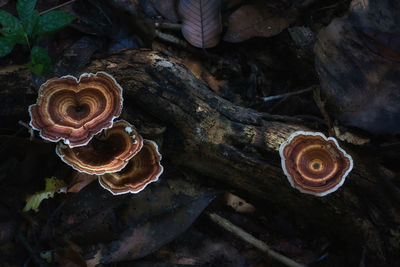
[23,177,67,213]
[26,60,43,74]
[0,9,25,44]
[26,46,52,75]
[25,11,39,36]
[17,0,39,36]
[17,0,37,18]
[0,37,15,57]
[35,10,75,37]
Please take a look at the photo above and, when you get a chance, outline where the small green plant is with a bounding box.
[0,0,75,75]
[23,176,67,213]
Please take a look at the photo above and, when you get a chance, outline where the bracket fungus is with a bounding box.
[279,131,353,196]
[29,72,123,147]
[56,120,143,175]
[99,140,163,195]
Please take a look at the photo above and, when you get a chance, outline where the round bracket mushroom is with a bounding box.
[279,131,353,196]
[29,72,123,147]
[99,139,163,195]
[56,120,143,175]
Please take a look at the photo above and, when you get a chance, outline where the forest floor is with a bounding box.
[0,0,399,266]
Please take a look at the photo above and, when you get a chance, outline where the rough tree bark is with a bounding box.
[0,49,398,263]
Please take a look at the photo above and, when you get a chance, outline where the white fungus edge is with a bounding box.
[55,145,136,175]
[55,121,144,175]
[279,131,354,197]
[29,71,124,148]
[125,126,133,133]
[98,139,164,196]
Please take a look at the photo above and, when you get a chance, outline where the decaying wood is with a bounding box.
[0,49,399,263]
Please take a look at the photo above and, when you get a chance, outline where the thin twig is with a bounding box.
[268,96,288,113]
[155,30,189,47]
[313,2,344,12]
[208,212,307,267]
[155,22,182,31]
[261,86,314,102]
[88,0,112,24]
[39,0,76,15]
[380,141,400,147]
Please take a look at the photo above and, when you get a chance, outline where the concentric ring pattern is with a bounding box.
[56,120,143,175]
[99,139,163,195]
[29,72,123,147]
[279,131,353,196]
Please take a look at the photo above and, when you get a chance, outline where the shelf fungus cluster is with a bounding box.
[279,131,353,197]
[29,72,163,195]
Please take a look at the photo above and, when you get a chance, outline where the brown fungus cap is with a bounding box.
[29,72,123,147]
[279,131,353,197]
[99,139,163,195]
[56,120,143,175]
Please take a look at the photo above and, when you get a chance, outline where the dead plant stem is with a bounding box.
[262,86,314,102]
[39,0,76,15]
[208,212,307,267]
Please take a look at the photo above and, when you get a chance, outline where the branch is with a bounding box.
[208,212,307,267]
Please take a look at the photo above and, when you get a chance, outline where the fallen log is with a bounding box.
[0,49,398,264]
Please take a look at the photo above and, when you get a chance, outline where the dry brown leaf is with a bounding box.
[54,243,87,267]
[181,56,226,94]
[53,177,216,265]
[224,5,297,43]
[151,0,179,23]
[333,127,370,145]
[359,28,400,62]
[314,0,400,134]
[178,0,222,48]
[67,172,97,193]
